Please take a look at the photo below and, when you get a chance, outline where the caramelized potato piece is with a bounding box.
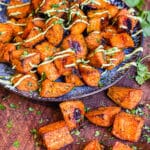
[0,43,16,63]
[112,112,144,142]
[81,0,108,9]
[59,100,85,130]
[40,79,74,98]
[107,4,119,18]
[39,121,73,150]
[85,32,102,50]
[31,0,42,10]
[35,41,56,61]
[110,33,134,48]
[40,0,68,17]
[24,28,44,47]
[6,18,24,36]
[11,73,38,92]
[70,9,88,34]
[0,24,13,43]
[79,64,100,87]
[32,18,45,29]
[38,62,60,81]
[7,0,31,19]
[85,107,121,127]
[54,54,76,76]
[88,51,106,68]
[11,49,40,73]
[107,86,143,109]
[84,140,104,150]
[106,51,125,70]
[45,18,64,46]
[65,74,84,86]
[117,9,138,31]
[112,142,132,150]
[62,34,87,59]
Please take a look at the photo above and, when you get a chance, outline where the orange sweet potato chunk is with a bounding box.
[112,142,132,150]
[79,64,100,87]
[112,112,144,142]
[83,140,104,150]
[40,79,74,98]
[59,100,85,130]
[107,86,143,109]
[85,107,121,127]
[110,33,134,49]
[39,121,73,150]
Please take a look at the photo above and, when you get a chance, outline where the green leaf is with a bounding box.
[0,104,6,110]
[10,103,17,109]
[124,0,141,7]
[13,140,20,148]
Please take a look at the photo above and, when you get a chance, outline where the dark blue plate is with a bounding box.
[0,0,143,102]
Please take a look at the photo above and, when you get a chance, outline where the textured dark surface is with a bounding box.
[0,0,150,150]
[0,0,143,101]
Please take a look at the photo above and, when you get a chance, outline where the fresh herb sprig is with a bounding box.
[124,0,150,36]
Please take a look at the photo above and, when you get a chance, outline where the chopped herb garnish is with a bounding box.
[36,110,42,115]
[16,45,21,50]
[52,4,59,8]
[126,107,144,116]
[143,134,150,143]
[131,146,137,150]
[95,130,100,137]
[6,119,13,129]
[28,107,34,112]
[71,130,80,136]
[0,103,6,110]
[10,103,18,109]
[38,118,43,124]
[13,140,20,148]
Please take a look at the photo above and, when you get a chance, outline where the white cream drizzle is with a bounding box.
[7,2,30,9]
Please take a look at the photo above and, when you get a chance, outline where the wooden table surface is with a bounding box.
[0,2,150,150]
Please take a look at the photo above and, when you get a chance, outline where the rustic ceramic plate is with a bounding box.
[0,0,143,101]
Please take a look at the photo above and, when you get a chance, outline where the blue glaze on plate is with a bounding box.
[0,0,143,102]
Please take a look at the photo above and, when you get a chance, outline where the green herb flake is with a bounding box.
[95,130,100,137]
[10,103,17,109]
[38,118,43,124]
[36,110,42,115]
[6,119,13,129]
[52,4,59,8]
[0,103,6,110]
[13,140,20,148]
[131,146,137,150]
[28,107,34,112]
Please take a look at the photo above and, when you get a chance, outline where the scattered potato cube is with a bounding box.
[112,112,144,142]
[59,100,85,130]
[112,141,132,150]
[107,86,143,109]
[39,121,73,150]
[83,140,104,150]
[85,107,121,127]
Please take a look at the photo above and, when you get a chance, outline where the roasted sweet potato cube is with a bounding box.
[11,50,40,73]
[84,140,103,150]
[117,9,138,31]
[32,18,45,29]
[31,0,42,10]
[40,0,68,17]
[70,10,88,35]
[112,142,132,150]
[7,0,31,19]
[45,18,64,46]
[106,51,125,70]
[35,41,56,61]
[85,107,121,127]
[37,62,60,81]
[0,43,16,63]
[40,79,74,98]
[54,54,76,76]
[65,74,84,86]
[107,4,119,18]
[62,34,87,59]
[39,121,73,150]
[79,64,100,87]
[82,0,108,9]
[11,73,38,92]
[59,100,85,130]
[85,32,102,50]
[24,28,45,48]
[0,24,13,43]
[110,33,134,48]
[107,86,143,109]
[88,51,106,68]
[87,18,101,33]
[112,112,144,142]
